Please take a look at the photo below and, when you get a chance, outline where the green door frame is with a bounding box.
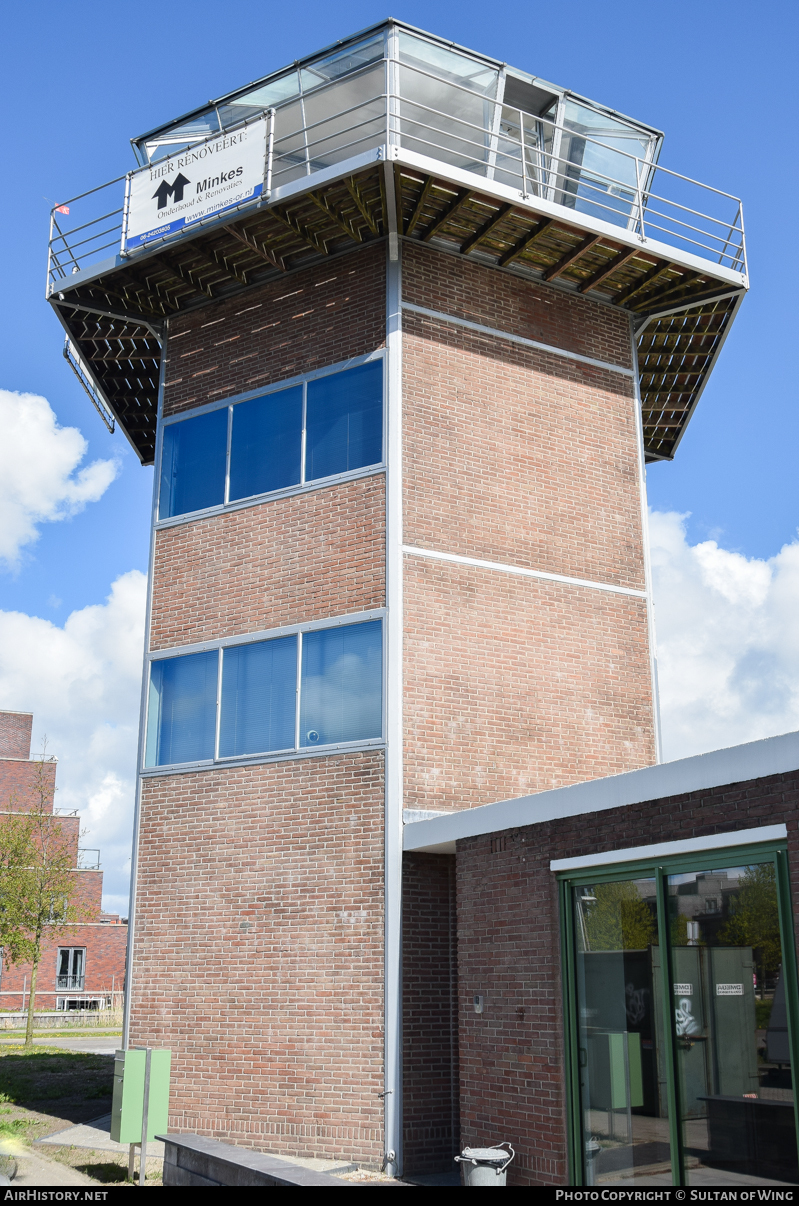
[558,839,798,1186]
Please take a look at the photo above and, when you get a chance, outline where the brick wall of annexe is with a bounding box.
[401,732,799,1183]
[402,852,459,1174]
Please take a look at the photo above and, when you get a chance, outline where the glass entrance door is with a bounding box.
[668,862,797,1185]
[564,846,798,1186]
[573,877,672,1184]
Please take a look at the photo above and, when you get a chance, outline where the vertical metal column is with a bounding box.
[123,331,167,1050]
[486,66,506,182]
[383,159,404,1176]
[630,321,663,763]
[140,1047,152,1184]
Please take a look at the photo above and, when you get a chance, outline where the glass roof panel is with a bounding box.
[222,71,301,116]
[398,31,498,97]
[299,32,385,91]
[144,112,220,163]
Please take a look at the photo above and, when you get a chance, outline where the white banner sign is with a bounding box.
[716,983,743,996]
[124,117,268,251]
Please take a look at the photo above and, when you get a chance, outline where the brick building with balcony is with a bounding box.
[0,709,127,1013]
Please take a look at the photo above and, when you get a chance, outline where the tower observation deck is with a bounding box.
[47,19,746,467]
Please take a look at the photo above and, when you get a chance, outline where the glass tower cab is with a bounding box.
[46,19,747,470]
[131,28,664,238]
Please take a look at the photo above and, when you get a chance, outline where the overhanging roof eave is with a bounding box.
[403,731,799,852]
[390,146,748,293]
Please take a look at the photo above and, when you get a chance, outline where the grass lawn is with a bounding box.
[0,1045,161,1185]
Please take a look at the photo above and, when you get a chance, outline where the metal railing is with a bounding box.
[56,974,85,989]
[78,848,101,870]
[47,62,746,292]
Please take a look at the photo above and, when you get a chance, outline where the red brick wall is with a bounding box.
[0,806,79,865]
[150,475,385,651]
[1,922,126,1008]
[0,758,56,813]
[403,243,632,371]
[453,769,799,1185]
[130,753,385,1162]
[134,232,660,1173]
[403,551,654,812]
[401,315,642,589]
[133,244,390,1163]
[162,243,386,417]
[400,246,654,811]
[0,712,32,759]
[402,852,459,1173]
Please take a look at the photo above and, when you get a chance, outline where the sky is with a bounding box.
[0,0,797,912]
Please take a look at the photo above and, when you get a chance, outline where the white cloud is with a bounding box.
[0,571,147,912]
[0,389,118,568]
[650,510,799,762]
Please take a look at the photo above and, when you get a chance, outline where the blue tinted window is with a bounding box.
[145,651,218,767]
[229,387,303,502]
[159,408,228,519]
[300,621,382,747]
[305,361,382,481]
[219,636,297,757]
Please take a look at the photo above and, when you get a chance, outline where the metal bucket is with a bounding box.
[455,1144,515,1186]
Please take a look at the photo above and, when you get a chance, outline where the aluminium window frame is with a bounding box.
[558,838,799,1187]
[56,945,87,990]
[143,609,387,775]
[156,349,387,529]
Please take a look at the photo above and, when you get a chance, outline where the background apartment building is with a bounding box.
[0,709,126,1014]
[46,22,759,1183]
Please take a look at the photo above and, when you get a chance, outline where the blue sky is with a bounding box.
[1,1,797,622]
[0,0,797,910]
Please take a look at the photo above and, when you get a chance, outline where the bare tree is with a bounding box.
[0,750,91,1046]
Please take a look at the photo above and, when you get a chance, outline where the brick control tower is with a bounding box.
[46,21,747,1173]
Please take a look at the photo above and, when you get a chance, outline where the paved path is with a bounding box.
[38,1113,165,1159]
[0,1035,120,1055]
[11,1147,96,1186]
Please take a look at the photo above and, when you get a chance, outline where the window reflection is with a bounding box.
[397,32,499,175]
[668,864,797,1186]
[300,621,382,747]
[145,650,218,767]
[556,101,656,229]
[574,878,672,1185]
[159,406,227,520]
[158,361,383,521]
[146,621,383,768]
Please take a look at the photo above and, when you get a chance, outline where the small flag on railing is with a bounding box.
[55,204,70,215]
